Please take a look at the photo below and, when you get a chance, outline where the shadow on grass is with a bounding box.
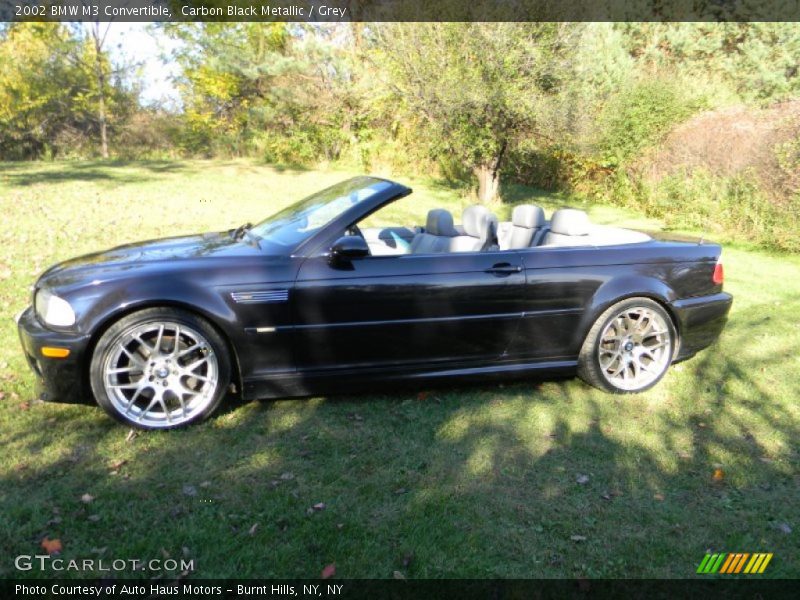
[0,160,199,187]
[1,302,797,578]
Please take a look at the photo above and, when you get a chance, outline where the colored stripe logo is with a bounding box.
[697,552,773,574]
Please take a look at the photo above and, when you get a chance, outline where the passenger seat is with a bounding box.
[497,205,546,250]
[540,208,592,247]
[410,209,459,254]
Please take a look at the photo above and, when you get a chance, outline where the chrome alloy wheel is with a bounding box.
[103,321,219,428]
[597,306,672,391]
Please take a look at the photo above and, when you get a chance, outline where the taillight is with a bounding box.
[712,260,724,285]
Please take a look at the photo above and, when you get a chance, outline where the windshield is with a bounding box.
[250,177,393,248]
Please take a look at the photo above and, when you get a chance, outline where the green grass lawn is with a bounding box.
[0,160,798,579]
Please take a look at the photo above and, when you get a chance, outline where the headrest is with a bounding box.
[462,205,493,238]
[550,208,590,236]
[512,205,546,229]
[460,205,497,245]
[425,209,458,237]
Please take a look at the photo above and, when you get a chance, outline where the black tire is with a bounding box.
[578,297,677,394]
[90,307,231,429]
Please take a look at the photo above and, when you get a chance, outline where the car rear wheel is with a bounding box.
[578,297,676,393]
[90,308,231,429]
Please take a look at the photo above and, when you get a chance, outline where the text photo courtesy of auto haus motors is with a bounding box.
[2,3,799,598]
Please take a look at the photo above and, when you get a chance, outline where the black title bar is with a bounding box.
[2,0,800,22]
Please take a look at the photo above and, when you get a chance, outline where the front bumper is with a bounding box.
[16,306,93,404]
[670,292,733,361]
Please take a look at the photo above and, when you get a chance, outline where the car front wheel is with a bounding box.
[90,308,231,429]
[578,297,676,393]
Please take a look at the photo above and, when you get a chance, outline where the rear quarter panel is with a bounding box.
[508,241,722,360]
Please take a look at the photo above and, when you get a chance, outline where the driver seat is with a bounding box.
[410,209,459,254]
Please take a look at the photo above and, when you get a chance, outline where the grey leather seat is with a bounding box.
[540,208,592,247]
[410,209,459,254]
[450,205,498,252]
[497,205,546,250]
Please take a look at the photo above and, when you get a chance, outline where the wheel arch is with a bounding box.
[576,276,682,359]
[82,300,243,400]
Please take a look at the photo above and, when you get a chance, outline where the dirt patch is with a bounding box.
[637,101,800,202]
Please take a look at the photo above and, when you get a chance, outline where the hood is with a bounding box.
[38,231,275,289]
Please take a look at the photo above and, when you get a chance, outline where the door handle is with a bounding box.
[485,263,522,274]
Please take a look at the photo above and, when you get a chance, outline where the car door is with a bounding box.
[506,247,606,360]
[292,249,526,371]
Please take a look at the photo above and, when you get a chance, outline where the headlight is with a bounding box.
[34,289,76,327]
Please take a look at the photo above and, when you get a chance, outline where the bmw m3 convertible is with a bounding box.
[17,176,732,429]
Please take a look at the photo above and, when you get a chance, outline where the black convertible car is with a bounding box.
[17,176,732,429]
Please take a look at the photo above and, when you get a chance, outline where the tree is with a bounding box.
[617,23,800,102]
[88,22,112,158]
[373,23,575,202]
[0,24,93,158]
[0,23,135,159]
[162,23,295,154]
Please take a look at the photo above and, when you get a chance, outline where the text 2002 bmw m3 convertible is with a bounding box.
[17,177,732,429]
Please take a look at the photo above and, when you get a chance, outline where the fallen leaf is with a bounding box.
[312,502,326,511]
[600,493,612,501]
[280,472,294,481]
[19,401,30,411]
[570,535,587,542]
[712,468,725,482]
[248,523,259,536]
[321,563,336,579]
[576,474,589,484]
[80,493,94,504]
[200,481,212,488]
[109,459,127,470]
[393,570,406,580]
[88,514,101,522]
[41,537,62,555]
[182,485,198,497]
[654,493,665,501]
[698,422,707,428]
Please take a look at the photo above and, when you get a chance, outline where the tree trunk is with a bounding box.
[96,68,108,159]
[474,163,500,203]
[92,23,109,159]
[474,141,507,203]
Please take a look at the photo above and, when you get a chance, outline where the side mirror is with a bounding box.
[329,236,369,263]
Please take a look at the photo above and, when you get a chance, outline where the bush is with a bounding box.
[604,169,800,253]
[595,78,702,168]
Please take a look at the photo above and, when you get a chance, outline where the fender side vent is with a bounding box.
[230,290,289,304]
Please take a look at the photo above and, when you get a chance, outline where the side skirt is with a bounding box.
[241,359,579,400]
